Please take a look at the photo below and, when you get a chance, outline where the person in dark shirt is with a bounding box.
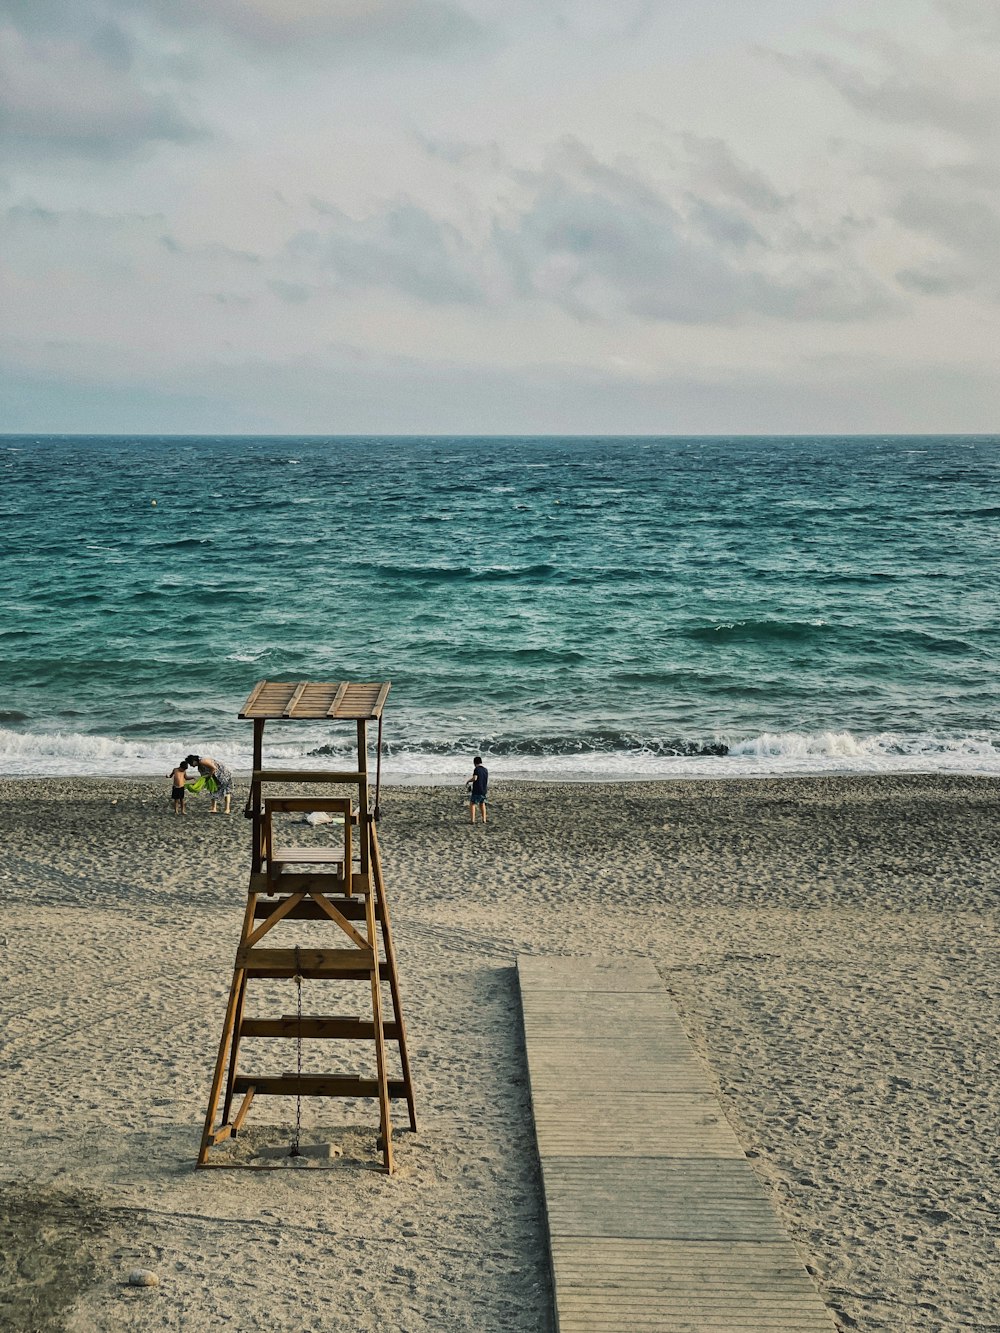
[466,755,488,824]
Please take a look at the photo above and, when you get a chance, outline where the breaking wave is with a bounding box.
[2,724,998,780]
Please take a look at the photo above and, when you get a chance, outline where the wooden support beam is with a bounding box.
[252,892,368,922]
[231,1087,256,1133]
[366,868,394,1173]
[239,945,373,970]
[282,682,309,717]
[239,946,390,980]
[221,970,250,1126]
[244,892,305,948]
[262,797,354,815]
[232,1075,408,1099]
[250,718,264,869]
[240,1017,400,1039]
[325,682,349,716]
[197,891,258,1167]
[372,683,391,716]
[307,891,372,951]
[250,871,370,899]
[371,820,418,1134]
[238,680,268,718]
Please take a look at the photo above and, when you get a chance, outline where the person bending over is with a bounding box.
[184,754,234,815]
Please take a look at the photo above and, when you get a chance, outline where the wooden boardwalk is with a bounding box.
[517,956,836,1332]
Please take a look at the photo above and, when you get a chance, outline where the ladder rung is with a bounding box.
[238,946,389,980]
[252,893,369,922]
[251,872,371,898]
[232,1075,407,1099]
[240,946,371,969]
[241,1017,399,1039]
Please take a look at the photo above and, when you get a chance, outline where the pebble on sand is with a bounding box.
[127,1269,159,1287]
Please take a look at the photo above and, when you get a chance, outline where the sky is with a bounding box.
[1,0,999,435]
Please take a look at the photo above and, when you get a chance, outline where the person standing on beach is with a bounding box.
[184,754,234,815]
[466,755,488,824]
[168,762,187,815]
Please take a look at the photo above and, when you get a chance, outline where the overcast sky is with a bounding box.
[2,0,999,434]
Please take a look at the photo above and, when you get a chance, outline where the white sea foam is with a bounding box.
[2,726,998,780]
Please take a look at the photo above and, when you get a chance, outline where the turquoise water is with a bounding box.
[2,434,998,779]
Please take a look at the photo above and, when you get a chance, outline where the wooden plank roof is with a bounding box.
[238,680,391,721]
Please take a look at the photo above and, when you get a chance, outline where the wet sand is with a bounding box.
[2,774,998,1331]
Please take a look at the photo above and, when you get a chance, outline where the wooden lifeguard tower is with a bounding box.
[197,680,416,1173]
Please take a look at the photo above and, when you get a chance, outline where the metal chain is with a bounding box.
[290,944,303,1158]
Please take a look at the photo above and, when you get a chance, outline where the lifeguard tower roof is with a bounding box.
[239,680,391,721]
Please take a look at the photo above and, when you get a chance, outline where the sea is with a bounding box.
[1,434,998,782]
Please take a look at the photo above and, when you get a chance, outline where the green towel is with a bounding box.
[186,775,218,793]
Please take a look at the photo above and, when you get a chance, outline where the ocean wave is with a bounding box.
[369,563,471,582]
[815,571,901,585]
[471,563,555,582]
[687,619,829,643]
[5,724,997,779]
[0,727,240,771]
[312,731,729,759]
[152,537,214,550]
[686,619,983,655]
[726,730,1000,762]
[494,646,588,665]
[365,562,557,583]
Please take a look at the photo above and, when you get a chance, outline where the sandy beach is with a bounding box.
[2,773,998,1332]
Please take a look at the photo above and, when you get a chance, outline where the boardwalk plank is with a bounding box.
[532,1094,743,1157]
[517,956,662,991]
[517,955,836,1333]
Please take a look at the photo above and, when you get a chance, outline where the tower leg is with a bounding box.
[197,891,257,1166]
[221,970,249,1127]
[365,883,395,1173]
[370,822,417,1132]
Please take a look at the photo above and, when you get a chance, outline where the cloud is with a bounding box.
[768,17,1000,305]
[894,190,1000,254]
[680,134,788,215]
[289,198,487,304]
[0,9,201,160]
[132,0,483,54]
[889,188,1000,298]
[895,260,974,295]
[938,0,1000,43]
[782,43,1000,141]
[493,139,890,323]
[268,279,313,304]
[0,0,482,162]
[284,135,890,324]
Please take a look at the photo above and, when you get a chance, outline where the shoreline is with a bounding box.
[4,724,1000,786]
[3,773,998,1331]
[4,763,1000,786]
